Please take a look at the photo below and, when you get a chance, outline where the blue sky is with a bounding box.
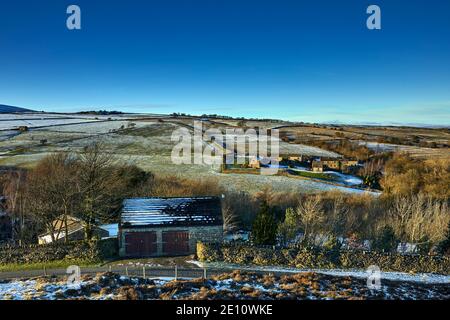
[0,0,449,125]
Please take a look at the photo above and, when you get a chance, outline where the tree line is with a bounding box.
[1,145,448,255]
[0,143,151,244]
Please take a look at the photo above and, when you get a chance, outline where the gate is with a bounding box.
[162,231,190,255]
[125,232,157,256]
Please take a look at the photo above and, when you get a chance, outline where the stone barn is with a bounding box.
[119,197,223,257]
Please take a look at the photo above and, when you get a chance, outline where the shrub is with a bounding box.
[0,239,117,265]
[251,202,277,245]
[372,227,398,253]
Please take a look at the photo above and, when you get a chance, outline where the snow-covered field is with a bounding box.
[0,112,140,121]
[216,173,379,195]
[357,140,450,159]
[41,121,156,134]
[0,112,377,194]
[225,132,340,158]
[0,119,101,130]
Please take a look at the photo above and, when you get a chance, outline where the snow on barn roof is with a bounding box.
[120,197,222,228]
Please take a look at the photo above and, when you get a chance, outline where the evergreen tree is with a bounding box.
[372,226,398,252]
[252,201,277,245]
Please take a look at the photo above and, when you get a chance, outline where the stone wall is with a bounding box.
[197,242,450,275]
[0,238,118,265]
[119,225,223,257]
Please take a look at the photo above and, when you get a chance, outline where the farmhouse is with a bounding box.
[277,154,303,162]
[322,159,341,170]
[315,158,359,172]
[119,197,223,257]
[312,161,324,173]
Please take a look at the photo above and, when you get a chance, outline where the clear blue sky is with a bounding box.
[0,0,449,125]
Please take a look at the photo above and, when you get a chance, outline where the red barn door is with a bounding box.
[162,231,190,255]
[125,232,157,256]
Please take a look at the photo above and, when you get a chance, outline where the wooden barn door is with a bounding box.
[125,232,157,256]
[162,231,190,255]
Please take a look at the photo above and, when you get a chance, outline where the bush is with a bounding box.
[0,239,118,265]
[372,227,398,253]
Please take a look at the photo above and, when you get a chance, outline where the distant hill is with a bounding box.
[0,104,35,113]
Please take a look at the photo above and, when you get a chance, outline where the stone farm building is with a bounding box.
[119,197,223,257]
[313,158,359,172]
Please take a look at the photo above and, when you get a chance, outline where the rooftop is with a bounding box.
[120,197,222,228]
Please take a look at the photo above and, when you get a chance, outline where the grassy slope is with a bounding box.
[0,260,99,272]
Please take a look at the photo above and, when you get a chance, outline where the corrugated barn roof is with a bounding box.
[120,197,222,228]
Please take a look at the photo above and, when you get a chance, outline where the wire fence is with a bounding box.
[0,266,222,281]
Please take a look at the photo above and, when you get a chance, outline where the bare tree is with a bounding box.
[388,194,450,245]
[24,163,63,243]
[222,202,240,233]
[49,153,80,243]
[298,195,325,243]
[279,195,325,244]
[76,143,123,239]
[2,170,30,244]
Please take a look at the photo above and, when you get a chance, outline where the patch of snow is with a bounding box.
[323,171,363,186]
[186,260,205,268]
[198,262,450,284]
[0,280,36,300]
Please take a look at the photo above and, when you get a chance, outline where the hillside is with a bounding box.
[0,104,34,113]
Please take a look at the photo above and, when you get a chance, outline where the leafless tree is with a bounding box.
[1,170,30,243]
[388,194,450,245]
[76,143,123,239]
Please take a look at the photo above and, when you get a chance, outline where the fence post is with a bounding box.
[109,265,112,272]
[143,266,146,279]
[175,265,178,280]
[43,266,47,276]
[203,267,207,279]
[125,266,129,277]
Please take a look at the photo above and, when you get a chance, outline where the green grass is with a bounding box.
[6,146,31,156]
[289,170,339,181]
[117,124,173,138]
[0,260,100,272]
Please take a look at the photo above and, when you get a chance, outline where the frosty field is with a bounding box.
[0,112,369,194]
